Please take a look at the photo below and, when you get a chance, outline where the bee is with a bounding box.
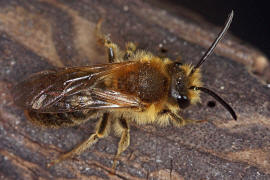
[13,11,237,170]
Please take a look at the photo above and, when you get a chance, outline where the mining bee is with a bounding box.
[13,11,237,170]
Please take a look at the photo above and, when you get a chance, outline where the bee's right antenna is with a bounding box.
[189,10,234,76]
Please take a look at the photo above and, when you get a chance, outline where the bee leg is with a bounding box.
[166,110,207,127]
[123,42,136,60]
[112,117,130,171]
[47,113,111,167]
[96,19,124,63]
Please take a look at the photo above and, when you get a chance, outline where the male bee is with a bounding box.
[13,11,237,170]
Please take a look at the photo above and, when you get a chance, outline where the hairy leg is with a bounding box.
[96,20,124,63]
[48,113,111,167]
[112,117,130,170]
[123,42,136,60]
[162,109,207,127]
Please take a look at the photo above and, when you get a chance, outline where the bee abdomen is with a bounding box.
[25,110,97,128]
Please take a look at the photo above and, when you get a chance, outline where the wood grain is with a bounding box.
[1,0,270,179]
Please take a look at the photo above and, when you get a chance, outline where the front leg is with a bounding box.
[161,109,207,127]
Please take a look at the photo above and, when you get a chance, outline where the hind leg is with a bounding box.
[48,113,111,167]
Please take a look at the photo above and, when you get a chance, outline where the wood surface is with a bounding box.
[0,0,270,179]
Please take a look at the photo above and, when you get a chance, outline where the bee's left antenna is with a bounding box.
[190,86,237,120]
[189,10,234,76]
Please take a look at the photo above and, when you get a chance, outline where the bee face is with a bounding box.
[169,62,191,109]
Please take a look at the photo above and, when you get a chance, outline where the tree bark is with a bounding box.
[0,0,270,179]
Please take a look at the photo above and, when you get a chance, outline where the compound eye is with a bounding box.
[177,95,190,109]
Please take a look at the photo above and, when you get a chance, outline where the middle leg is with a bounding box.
[112,116,130,170]
[123,42,137,60]
[95,20,124,63]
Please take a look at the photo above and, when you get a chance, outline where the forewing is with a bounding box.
[39,88,143,112]
[13,62,142,112]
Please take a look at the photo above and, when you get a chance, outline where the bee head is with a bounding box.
[170,62,192,109]
[169,61,202,108]
[170,11,237,120]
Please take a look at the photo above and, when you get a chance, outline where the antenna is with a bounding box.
[189,10,234,76]
[190,86,237,120]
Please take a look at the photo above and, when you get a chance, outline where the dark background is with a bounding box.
[165,0,270,59]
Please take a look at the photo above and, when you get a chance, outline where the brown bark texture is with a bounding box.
[0,0,270,179]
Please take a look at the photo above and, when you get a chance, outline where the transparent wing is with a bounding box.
[13,62,143,112]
